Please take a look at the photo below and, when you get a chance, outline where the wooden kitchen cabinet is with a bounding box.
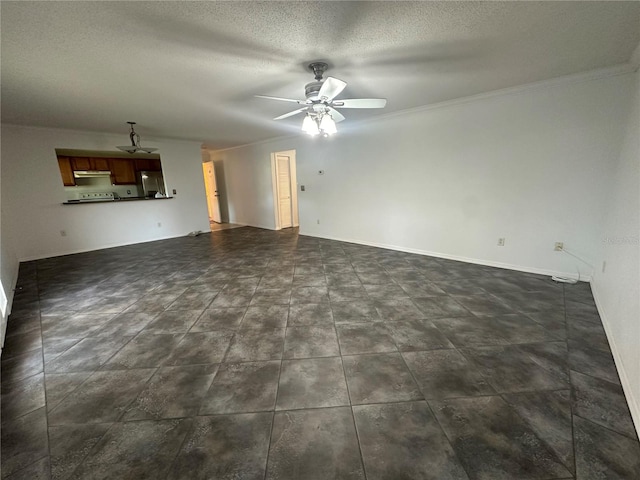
[70,157,111,171]
[70,156,91,171]
[134,158,162,172]
[57,156,75,186]
[109,158,137,184]
[90,157,111,171]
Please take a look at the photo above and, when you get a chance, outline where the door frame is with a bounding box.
[271,150,299,230]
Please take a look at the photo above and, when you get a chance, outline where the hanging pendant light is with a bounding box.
[116,122,158,154]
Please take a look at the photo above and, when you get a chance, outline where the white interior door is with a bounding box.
[202,161,221,223]
[276,154,293,228]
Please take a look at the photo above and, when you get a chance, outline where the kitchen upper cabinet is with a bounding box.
[57,157,75,186]
[109,159,137,184]
[91,157,110,171]
[134,158,162,172]
[70,157,111,171]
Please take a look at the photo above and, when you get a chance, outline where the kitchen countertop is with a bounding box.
[63,196,173,205]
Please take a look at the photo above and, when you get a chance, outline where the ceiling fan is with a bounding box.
[256,62,387,136]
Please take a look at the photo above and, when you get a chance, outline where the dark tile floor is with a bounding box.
[1,227,639,479]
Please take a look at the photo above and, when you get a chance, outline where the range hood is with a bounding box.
[73,170,112,178]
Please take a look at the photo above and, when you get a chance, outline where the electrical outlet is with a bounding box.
[300,185,305,191]
[172,189,177,195]
[497,238,505,246]
[157,222,162,228]
[60,230,67,237]
[554,242,564,251]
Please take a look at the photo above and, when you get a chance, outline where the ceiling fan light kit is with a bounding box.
[116,121,158,154]
[257,61,387,137]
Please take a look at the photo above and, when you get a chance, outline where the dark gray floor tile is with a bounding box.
[168,413,272,480]
[387,319,454,352]
[571,370,637,439]
[568,339,620,384]
[331,300,380,323]
[284,325,340,359]
[502,390,574,473]
[241,305,289,330]
[1,327,43,359]
[41,313,114,339]
[164,331,233,365]
[1,407,49,478]
[481,313,563,343]
[288,303,333,326]
[73,419,192,480]
[1,372,46,422]
[167,290,217,311]
[80,295,138,314]
[266,407,364,480]
[258,274,294,289]
[518,341,570,384]
[362,284,408,300]
[431,316,510,347]
[412,296,471,318]
[403,349,495,399]
[294,265,324,276]
[44,372,92,412]
[324,263,355,274]
[574,415,640,480]
[563,283,596,305]
[326,272,362,287]
[450,294,514,316]
[276,357,349,410]
[356,271,393,285]
[45,336,132,373]
[123,365,217,420]
[250,287,291,305]
[124,293,180,314]
[493,290,564,313]
[49,423,111,479]
[335,323,397,355]
[290,286,330,304]
[91,312,156,337]
[48,369,155,425]
[526,310,567,339]
[343,353,422,404]
[42,337,82,365]
[4,456,51,480]
[567,318,611,352]
[1,348,44,383]
[190,306,246,331]
[142,310,201,334]
[397,281,447,298]
[437,279,487,296]
[328,285,369,302]
[375,298,426,321]
[292,274,327,287]
[430,396,572,480]
[354,401,469,480]
[462,344,568,393]
[200,361,280,414]
[102,332,183,369]
[225,328,285,362]
[210,290,254,307]
[565,299,600,321]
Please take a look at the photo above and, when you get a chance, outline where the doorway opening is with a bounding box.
[271,150,299,230]
[202,160,222,228]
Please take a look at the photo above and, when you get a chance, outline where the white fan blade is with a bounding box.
[274,108,307,120]
[327,107,345,123]
[256,95,306,104]
[332,98,387,108]
[318,77,347,102]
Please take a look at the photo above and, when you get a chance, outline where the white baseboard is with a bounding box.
[298,230,590,281]
[590,284,640,438]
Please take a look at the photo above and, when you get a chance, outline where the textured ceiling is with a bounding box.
[2,1,639,150]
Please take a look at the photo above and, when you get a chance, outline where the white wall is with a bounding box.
[212,70,634,279]
[591,69,640,432]
[1,125,210,333]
